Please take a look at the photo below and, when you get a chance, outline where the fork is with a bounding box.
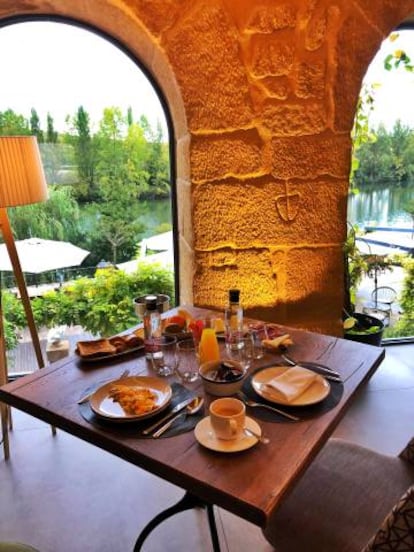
[237,393,300,422]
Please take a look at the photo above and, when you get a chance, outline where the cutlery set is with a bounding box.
[77,351,342,440]
[143,396,204,438]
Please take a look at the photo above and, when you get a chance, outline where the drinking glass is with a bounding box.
[247,325,266,360]
[226,333,254,371]
[149,335,178,377]
[176,339,199,383]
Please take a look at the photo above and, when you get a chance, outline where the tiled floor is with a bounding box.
[0,343,413,552]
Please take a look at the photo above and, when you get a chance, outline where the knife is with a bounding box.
[296,362,342,382]
[142,397,195,435]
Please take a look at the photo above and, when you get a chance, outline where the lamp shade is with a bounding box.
[0,136,48,207]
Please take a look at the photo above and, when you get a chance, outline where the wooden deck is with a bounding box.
[7,327,94,377]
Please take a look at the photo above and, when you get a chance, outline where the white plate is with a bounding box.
[252,366,330,406]
[194,416,261,452]
[89,376,172,423]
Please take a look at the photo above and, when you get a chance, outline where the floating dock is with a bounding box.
[357,226,414,256]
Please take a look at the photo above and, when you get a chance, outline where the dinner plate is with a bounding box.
[75,343,144,363]
[194,416,261,452]
[252,366,330,406]
[89,376,172,423]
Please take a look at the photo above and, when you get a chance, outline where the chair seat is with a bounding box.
[263,438,414,552]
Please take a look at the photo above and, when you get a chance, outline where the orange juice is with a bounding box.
[199,328,220,364]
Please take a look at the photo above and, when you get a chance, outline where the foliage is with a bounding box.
[384,256,414,338]
[27,262,174,338]
[2,262,174,349]
[350,83,378,191]
[7,185,83,244]
[405,199,414,233]
[344,224,368,312]
[1,291,25,350]
[0,109,30,135]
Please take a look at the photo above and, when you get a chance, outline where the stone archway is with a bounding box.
[1,0,414,335]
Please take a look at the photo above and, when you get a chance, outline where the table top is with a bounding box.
[0,307,385,528]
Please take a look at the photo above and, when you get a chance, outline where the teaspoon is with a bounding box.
[152,396,204,438]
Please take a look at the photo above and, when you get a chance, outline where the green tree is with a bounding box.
[46,113,58,143]
[0,109,30,135]
[91,107,148,262]
[144,120,170,199]
[30,108,44,143]
[8,185,82,244]
[65,106,98,201]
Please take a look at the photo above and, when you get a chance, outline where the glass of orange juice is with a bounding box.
[199,328,220,364]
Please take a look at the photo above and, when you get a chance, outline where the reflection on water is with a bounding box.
[348,184,414,227]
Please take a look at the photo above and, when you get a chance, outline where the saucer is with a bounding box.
[194,416,261,452]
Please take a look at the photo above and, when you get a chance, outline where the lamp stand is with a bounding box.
[0,208,44,370]
[0,298,10,460]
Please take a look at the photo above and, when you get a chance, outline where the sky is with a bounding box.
[363,29,414,130]
[0,21,168,137]
[0,22,413,136]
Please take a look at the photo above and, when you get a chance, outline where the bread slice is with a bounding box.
[77,338,117,358]
[262,334,293,350]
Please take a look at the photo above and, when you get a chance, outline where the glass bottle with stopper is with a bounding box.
[143,295,161,359]
[224,289,243,351]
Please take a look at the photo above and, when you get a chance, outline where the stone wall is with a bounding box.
[1,0,414,335]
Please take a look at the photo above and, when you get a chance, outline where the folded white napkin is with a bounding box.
[264,366,317,402]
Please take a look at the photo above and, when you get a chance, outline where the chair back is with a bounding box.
[371,286,397,306]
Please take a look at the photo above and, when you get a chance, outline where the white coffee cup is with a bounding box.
[209,397,246,441]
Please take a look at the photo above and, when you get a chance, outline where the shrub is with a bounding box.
[3,261,174,347]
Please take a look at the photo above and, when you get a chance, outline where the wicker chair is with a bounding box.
[263,437,414,552]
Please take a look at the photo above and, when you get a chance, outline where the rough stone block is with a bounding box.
[164,3,254,131]
[193,248,280,310]
[355,0,414,34]
[261,101,327,135]
[191,129,266,182]
[271,133,352,179]
[255,76,291,99]
[223,0,297,33]
[333,12,383,131]
[193,179,348,249]
[283,245,344,312]
[295,59,326,99]
[121,0,184,36]
[248,33,295,77]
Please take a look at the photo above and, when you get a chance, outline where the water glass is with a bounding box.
[247,326,266,360]
[226,333,254,371]
[149,335,178,377]
[175,339,199,383]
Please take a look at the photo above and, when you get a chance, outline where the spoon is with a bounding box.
[152,397,204,438]
[244,427,269,445]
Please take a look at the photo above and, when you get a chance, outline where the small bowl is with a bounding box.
[199,359,246,397]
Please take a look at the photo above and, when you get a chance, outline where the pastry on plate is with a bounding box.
[77,338,117,358]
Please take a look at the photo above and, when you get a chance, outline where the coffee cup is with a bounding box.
[209,397,245,440]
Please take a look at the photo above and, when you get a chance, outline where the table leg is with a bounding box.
[133,491,221,552]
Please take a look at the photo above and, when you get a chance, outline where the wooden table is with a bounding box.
[0,307,385,549]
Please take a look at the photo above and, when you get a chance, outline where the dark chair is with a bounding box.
[263,437,414,552]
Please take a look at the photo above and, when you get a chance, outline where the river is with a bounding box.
[347,183,414,227]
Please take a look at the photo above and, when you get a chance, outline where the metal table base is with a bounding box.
[133,491,221,551]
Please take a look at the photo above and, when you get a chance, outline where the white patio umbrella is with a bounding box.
[0,238,90,274]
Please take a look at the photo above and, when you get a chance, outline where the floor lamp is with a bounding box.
[0,136,49,459]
